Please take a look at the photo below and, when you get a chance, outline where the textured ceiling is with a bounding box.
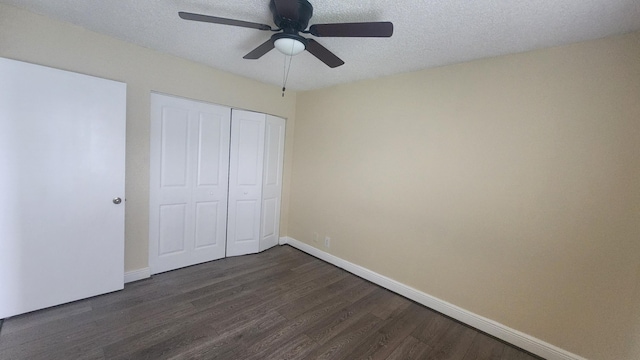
[2,0,640,91]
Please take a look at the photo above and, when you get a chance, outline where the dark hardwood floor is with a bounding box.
[0,245,542,360]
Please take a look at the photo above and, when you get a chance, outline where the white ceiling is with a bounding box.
[3,0,640,91]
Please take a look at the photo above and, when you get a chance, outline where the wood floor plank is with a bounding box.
[119,310,284,360]
[19,341,108,360]
[370,290,413,320]
[259,334,317,360]
[0,316,101,358]
[276,274,361,319]
[47,303,196,360]
[290,258,326,273]
[462,332,506,360]
[88,279,180,311]
[305,287,391,345]
[384,336,431,360]
[412,310,455,343]
[424,321,478,360]
[181,257,308,300]
[338,279,378,303]
[0,245,543,360]
[303,313,385,360]
[1,277,202,351]
[230,296,349,359]
[343,302,433,360]
[166,311,288,360]
[501,346,542,360]
[257,266,346,304]
[173,254,309,294]
[0,301,93,335]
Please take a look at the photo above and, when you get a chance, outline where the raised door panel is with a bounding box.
[160,108,190,188]
[194,201,220,248]
[159,204,188,255]
[227,110,265,257]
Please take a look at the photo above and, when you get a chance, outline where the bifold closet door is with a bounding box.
[226,110,266,257]
[260,115,286,251]
[0,58,126,319]
[149,93,230,274]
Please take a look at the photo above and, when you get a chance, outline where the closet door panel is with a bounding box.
[150,94,230,273]
[191,110,230,264]
[227,110,265,257]
[155,107,191,264]
[151,104,192,271]
[260,115,286,251]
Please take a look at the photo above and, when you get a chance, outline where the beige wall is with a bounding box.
[0,4,297,273]
[291,32,640,360]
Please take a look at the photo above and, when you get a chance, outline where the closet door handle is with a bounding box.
[113,197,122,205]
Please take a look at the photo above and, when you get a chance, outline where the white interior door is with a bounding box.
[149,93,230,274]
[0,58,126,319]
[260,115,286,252]
[227,110,266,257]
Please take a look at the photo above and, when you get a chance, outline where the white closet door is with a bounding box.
[260,115,286,252]
[149,93,230,274]
[0,58,126,319]
[227,110,266,257]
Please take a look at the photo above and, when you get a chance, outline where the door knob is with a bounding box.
[113,197,122,204]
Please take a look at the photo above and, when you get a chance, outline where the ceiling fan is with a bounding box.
[178,0,394,68]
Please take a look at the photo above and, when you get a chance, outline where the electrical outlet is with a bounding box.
[313,232,319,243]
[324,236,331,248]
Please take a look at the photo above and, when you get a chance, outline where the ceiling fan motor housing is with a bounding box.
[269,0,313,31]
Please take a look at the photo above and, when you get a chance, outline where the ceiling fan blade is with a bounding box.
[272,0,300,21]
[243,39,275,59]
[309,22,393,37]
[179,12,273,31]
[306,39,344,68]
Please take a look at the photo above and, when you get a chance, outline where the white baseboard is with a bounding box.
[124,267,151,284]
[279,236,587,360]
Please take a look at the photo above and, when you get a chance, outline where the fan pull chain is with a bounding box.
[282,42,295,97]
[282,56,291,97]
